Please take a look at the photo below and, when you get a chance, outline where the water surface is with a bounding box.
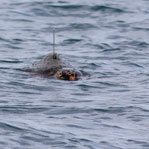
[0,0,149,149]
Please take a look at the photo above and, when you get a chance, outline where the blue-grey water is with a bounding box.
[0,0,149,149]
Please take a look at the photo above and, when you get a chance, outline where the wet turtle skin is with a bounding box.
[31,53,82,81]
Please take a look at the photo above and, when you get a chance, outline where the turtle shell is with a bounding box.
[31,53,75,76]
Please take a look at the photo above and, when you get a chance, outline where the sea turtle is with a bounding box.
[31,53,82,81]
[27,29,83,81]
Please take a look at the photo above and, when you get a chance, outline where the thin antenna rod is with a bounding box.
[53,28,55,55]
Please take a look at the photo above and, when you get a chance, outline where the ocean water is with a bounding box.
[0,0,149,148]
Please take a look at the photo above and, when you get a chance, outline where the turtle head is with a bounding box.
[57,68,81,81]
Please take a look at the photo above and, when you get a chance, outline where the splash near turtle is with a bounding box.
[29,30,82,81]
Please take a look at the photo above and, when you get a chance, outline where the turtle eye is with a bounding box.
[58,72,62,77]
[57,72,63,79]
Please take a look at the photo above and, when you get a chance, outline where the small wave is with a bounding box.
[94,106,127,114]
[0,37,10,43]
[94,106,149,114]
[63,39,83,45]
[7,81,50,92]
[0,105,49,114]
[0,59,23,64]
[8,10,31,17]
[27,1,53,7]
[90,5,125,13]
[122,61,144,68]
[133,27,149,31]
[46,107,90,115]
[67,124,90,130]
[127,41,149,48]
[127,139,149,147]
[0,122,27,132]
[31,8,49,17]
[101,124,124,129]
[102,48,122,53]
[70,23,97,30]
[12,18,33,22]
[45,4,84,10]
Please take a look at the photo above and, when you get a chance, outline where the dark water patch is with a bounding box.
[127,139,149,148]
[127,116,143,122]
[133,26,149,31]
[71,92,92,97]
[31,8,49,17]
[101,124,124,130]
[0,37,11,43]
[44,98,92,104]
[0,141,6,145]
[86,43,112,52]
[30,4,87,17]
[94,106,149,116]
[45,4,85,10]
[12,18,33,23]
[20,132,67,146]
[65,145,78,149]
[67,124,90,130]
[87,44,105,50]
[58,1,69,4]
[10,38,24,45]
[127,113,149,121]
[110,89,132,93]
[0,37,24,45]
[77,84,100,91]
[7,81,51,92]
[90,5,125,13]
[0,67,11,70]
[63,39,83,45]
[0,105,49,114]
[38,129,64,137]
[68,138,79,144]
[8,10,32,17]
[68,138,97,149]
[89,62,100,67]
[79,138,93,143]
[127,40,149,48]
[101,43,112,49]
[10,138,31,146]
[101,48,122,53]
[70,23,97,30]
[46,107,91,116]
[108,35,124,40]
[139,78,149,85]
[12,38,24,42]
[0,100,8,103]
[10,2,27,6]
[0,122,27,132]
[115,20,130,28]
[0,59,23,64]
[94,106,135,114]
[100,116,112,120]
[16,91,40,95]
[99,141,122,149]
[122,61,144,68]
[98,81,126,88]
[94,107,125,114]
[29,1,53,7]
[4,44,22,50]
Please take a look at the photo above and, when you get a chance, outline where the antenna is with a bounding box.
[52,28,57,59]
